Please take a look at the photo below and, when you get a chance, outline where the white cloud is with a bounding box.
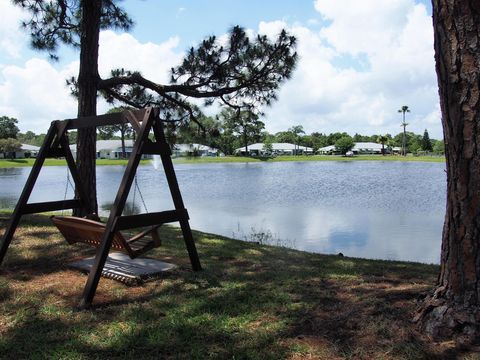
[0,31,184,133]
[315,0,412,56]
[177,7,186,17]
[0,2,28,59]
[0,58,78,132]
[98,31,183,83]
[262,0,441,138]
[0,1,441,139]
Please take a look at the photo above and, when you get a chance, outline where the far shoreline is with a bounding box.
[0,154,445,168]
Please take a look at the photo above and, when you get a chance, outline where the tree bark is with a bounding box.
[120,124,128,158]
[244,129,248,154]
[415,0,480,346]
[74,0,101,216]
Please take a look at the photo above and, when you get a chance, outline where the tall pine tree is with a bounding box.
[14,0,297,215]
[416,0,480,346]
[421,129,433,151]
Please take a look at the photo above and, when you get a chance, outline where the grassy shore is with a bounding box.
[0,213,473,359]
[174,154,445,164]
[0,154,445,168]
[0,158,152,168]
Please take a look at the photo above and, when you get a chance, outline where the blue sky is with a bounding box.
[0,0,441,139]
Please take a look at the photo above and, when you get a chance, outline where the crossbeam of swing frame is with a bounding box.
[0,106,202,308]
[61,108,148,130]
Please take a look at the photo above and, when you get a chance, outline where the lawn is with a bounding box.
[0,213,472,359]
[0,158,153,168]
[0,154,445,168]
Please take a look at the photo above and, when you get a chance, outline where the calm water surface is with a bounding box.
[0,161,446,263]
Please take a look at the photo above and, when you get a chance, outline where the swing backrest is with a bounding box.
[51,216,131,253]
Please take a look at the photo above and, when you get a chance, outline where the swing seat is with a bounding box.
[51,216,162,259]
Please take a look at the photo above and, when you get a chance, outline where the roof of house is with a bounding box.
[353,142,384,151]
[319,142,386,152]
[318,145,336,152]
[69,141,219,153]
[70,140,135,152]
[173,143,218,153]
[20,144,40,151]
[235,143,313,152]
[97,140,135,151]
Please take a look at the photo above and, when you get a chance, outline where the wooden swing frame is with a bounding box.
[0,107,201,308]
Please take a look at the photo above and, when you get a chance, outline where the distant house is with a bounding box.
[0,144,40,159]
[70,140,151,159]
[353,142,403,155]
[172,144,221,157]
[391,146,402,154]
[69,140,220,159]
[352,142,384,154]
[318,142,400,155]
[317,145,337,155]
[235,143,314,156]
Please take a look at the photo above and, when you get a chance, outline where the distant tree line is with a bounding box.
[170,113,444,155]
[0,116,22,158]
[4,111,444,158]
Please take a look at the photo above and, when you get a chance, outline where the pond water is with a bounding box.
[0,161,446,264]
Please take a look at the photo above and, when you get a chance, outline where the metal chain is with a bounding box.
[62,169,76,216]
[134,176,149,213]
[62,169,71,215]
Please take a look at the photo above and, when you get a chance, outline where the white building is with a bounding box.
[69,140,220,159]
[172,143,220,157]
[0,144,40,159]
[318,142,401,155]
[317,145,336,155]
[352,142,384,154]
[235,142,314,156]
[70,140,150,159]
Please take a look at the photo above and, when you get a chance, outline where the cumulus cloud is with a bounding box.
[0,59,78,132]
[0,1,441,139]
[98,31,183,83]
[262,0,441,138]
[0,2,28,59]
[0,31,184,133]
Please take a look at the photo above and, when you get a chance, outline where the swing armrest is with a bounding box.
[126,225,162,246]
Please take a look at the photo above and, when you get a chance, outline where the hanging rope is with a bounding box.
[62,169,75,215]
[133,175,148,213]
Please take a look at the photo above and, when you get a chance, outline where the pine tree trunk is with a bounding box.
[415,0,480,346]
[120,125,127,158]
[244,130,248,154]
[74,0,101,216]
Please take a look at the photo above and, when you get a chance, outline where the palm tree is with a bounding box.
[398,106,410,156]
[377,135,389,155]
[387,139,397,155]
[289,125,305,155]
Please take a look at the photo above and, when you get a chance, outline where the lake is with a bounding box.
[0,161,446,264]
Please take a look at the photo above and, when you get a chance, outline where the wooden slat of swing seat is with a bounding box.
[51,216,162,259]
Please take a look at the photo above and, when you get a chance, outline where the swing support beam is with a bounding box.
[0,107,202,308]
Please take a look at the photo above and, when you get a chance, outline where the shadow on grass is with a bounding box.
[0,214,469,359]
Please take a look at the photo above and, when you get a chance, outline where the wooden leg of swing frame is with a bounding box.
[78,229,116,309]
[179,219,202,271]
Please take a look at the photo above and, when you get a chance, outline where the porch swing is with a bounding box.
[51,170,162,259]
[0,107,202,308]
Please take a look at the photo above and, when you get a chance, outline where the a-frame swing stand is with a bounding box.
[0,107,201,308]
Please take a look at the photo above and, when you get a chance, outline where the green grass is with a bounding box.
[0,154,445,168]
[261,154,445,163]
[0,213,470,359]
[0,158,153,168]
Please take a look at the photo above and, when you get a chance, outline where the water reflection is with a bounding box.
[0,161,446,263]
